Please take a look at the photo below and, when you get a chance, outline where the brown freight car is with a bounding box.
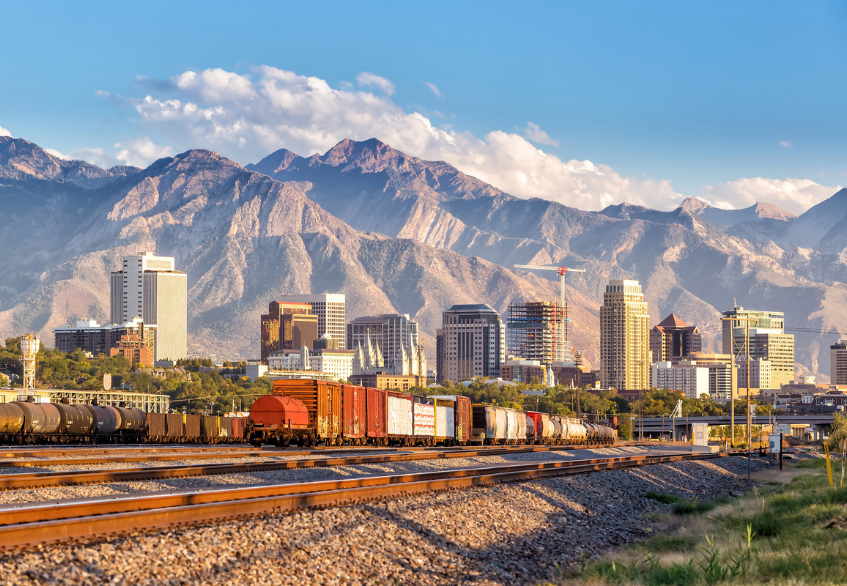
[166,413,184,440]
[341,384,367,445]
[201,416,221,443]
[271,379,342,446]
[366,387,387,446]
[184,414,201,442]
[147,413,167,441]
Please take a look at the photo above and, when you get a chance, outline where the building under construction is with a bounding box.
[506,301,569,365]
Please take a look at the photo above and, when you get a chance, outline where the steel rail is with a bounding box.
[0,444,642,490]
[0,452,729,549]
[0,445,257,458]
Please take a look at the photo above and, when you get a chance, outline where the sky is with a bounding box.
[1,1,845,213]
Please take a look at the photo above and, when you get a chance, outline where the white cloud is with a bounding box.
[423,81,442,97]
[523,122,559,147]
[355,72,395,96]
[698,177,841,215]
[114,137,174,168]
[780,140,792,148]
[44,148,68,160]
[0,125,12,137]
[100,65,686,210]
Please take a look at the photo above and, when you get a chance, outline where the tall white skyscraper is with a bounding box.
[275,293,346,347]
[111,252,187,361]
[600,279,650,390]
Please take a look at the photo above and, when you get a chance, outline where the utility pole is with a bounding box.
[722,314,755,484]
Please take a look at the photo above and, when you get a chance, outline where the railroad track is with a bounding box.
[0,451,730,549]
[0,444,647,489]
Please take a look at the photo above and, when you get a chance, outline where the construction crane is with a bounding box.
[513,265,586,362]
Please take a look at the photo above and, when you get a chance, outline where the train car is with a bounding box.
[147,413,167,441]
[432,397,456,445]
[550,416,564,444]
[525,414,536,443]
[249,394,310,447]
[0,403,24,436]
[271,379,343,446]
[567,418,587,443]
[366,387,387,445]
[427,395,472,445]
[501,408,525,445]
[385,390,414,446]
[184,414,202,441]
[56,404,95,442]
[166,413,185,440]
[84,405,120,437]
[412,396,435,446]
[472,405,507,445]
[201,416,221,442]
[341,384,367,445]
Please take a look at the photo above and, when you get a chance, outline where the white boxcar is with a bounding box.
[435,405,455,439]
[413,401,435,437]
[387,395,413,436]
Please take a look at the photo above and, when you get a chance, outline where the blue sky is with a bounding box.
[1,1,845,212]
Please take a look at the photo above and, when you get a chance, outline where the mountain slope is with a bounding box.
[0,146,586,363]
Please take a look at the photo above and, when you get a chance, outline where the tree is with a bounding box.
[829,412,847,452]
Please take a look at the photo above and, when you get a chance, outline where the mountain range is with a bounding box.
[1,134,846,381]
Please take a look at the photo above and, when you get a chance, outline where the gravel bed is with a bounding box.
[0,446,680,504]
[0,456,773,585]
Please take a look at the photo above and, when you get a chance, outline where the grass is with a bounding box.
[555,463,847,585]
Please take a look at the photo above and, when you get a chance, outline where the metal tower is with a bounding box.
[19,334,39,391]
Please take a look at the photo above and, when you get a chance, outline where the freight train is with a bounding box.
[0,398,248,444]
[248,379,617,448]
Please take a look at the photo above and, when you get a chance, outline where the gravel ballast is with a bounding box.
[0,446,671,504]
[0,456,772,585]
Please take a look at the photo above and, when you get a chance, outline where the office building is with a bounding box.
[275,293,346,347]
[54,318,157,366]
[506,301,566,365]
[600,279,650,390]
[439,304,506,383]
[721,307,795,388]
[260,301,320,363]
[684,353,738,401]
[549,364,601,388]
[314,333,342,350]
[348,314,425,376]
[110,252,187,361]
[650,314,702,362]
[831,340,847,385]
[348,373,426,391]
[651,361,710,399]
[499,357,547,384]
[309,349,355,381]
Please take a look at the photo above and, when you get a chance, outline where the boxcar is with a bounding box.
[231,417,247,441]
[271,379,343,446]
[412,396,435,446]
[432,397,455,444]
[341,384,367,445]
[429,395,472,445]
[366,387,387,445]
[385,390,413,445]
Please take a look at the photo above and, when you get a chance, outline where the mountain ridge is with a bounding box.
[2,136,847,381]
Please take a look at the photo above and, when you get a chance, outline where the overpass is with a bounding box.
[629,414,832,440]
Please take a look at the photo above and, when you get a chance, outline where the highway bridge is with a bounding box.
[631,414,832,440]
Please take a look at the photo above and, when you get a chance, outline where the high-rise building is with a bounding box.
[685,352,738,401]
[832,340,847,385]
[506,301,565,365]
[348,314,425,376]
[721,307,795,389]
[600,279,650,390]
[650,314,702,362]
[439,304,506,384]
[651,361,710,399]
[260,301,320,363]
[274,293,346,347]
[110,252,187,361]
